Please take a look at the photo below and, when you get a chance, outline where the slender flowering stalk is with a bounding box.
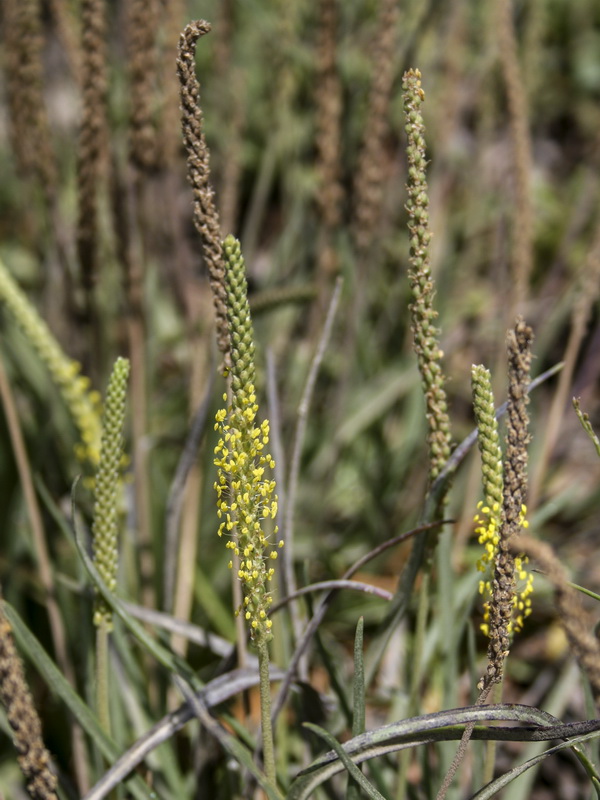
[471,365,503,510]
[402,69,452,482]
[214,237,282,643]
[398,77,453,796]
[471,364,503,605]
[177,20,230,365]
[573,397,600,458]
[213,236,281,788]
[482,318,534,690]
[92,357,130,629]
[438,343,535,799]
[472,361,534,643]
[0,258,102,467]
[91,357,129,736]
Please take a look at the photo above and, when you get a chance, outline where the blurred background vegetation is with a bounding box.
[1,0,600,797]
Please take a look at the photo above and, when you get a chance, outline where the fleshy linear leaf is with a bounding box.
[470,730,600,800]
[304,723,387,800]
[348,617,366,800]
[288,705,600,800]
[83,667,286,800]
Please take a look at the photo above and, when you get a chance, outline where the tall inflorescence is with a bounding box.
[92,358,130,629]
[482,318,534,690]
[472,364,533,642]
[315,0,343,284]
[402,69,452,482]
[0,258,102,468]
[213,237,282,643]
[0,600,57,800]
[127,0,160,172]
[496,0,533,312]
[177,20,230,366]
[76,0,109,317]
[352,0,399,256]
[3,0,57,197]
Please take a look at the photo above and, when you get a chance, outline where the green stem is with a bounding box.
[258,636,277,790]
[96,619,111,735]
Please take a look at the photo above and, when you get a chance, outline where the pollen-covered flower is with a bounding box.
[475,501,533,636]
[214,235,282,642]
[471,359,534,643]
[214,391,281,641]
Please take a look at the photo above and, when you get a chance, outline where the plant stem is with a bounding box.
[258,636,277,789]
[96,620,110,734]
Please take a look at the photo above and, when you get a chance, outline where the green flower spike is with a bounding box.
[213,236,282,643]
[471,363,533,640]
[92,357,130,629]
[402,69,451,481]
[0,258,102,467]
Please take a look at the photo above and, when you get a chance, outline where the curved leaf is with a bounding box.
[288,704,600,800]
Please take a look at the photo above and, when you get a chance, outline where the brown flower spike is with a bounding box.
[0,602,57,799]
[177,20,230,366]
[402,69,452,482]
[483,317,533,689]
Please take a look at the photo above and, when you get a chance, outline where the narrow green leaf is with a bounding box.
[348,617,366,800]
[83,668,287,799]
[288,704,600,800]
[304,723,387,800]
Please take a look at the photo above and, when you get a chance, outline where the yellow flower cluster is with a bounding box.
[475,500,534,636]
[214,389,282,641]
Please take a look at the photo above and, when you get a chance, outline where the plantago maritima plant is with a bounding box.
[403,68,452,484]
[482,318,534,691]
[214,235,282,790]
[471,364,533,641]
[91,356,130,733]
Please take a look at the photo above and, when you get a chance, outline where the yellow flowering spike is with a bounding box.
[214,391,279,642]
[472,357,534,643]
[215,236,281,643]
